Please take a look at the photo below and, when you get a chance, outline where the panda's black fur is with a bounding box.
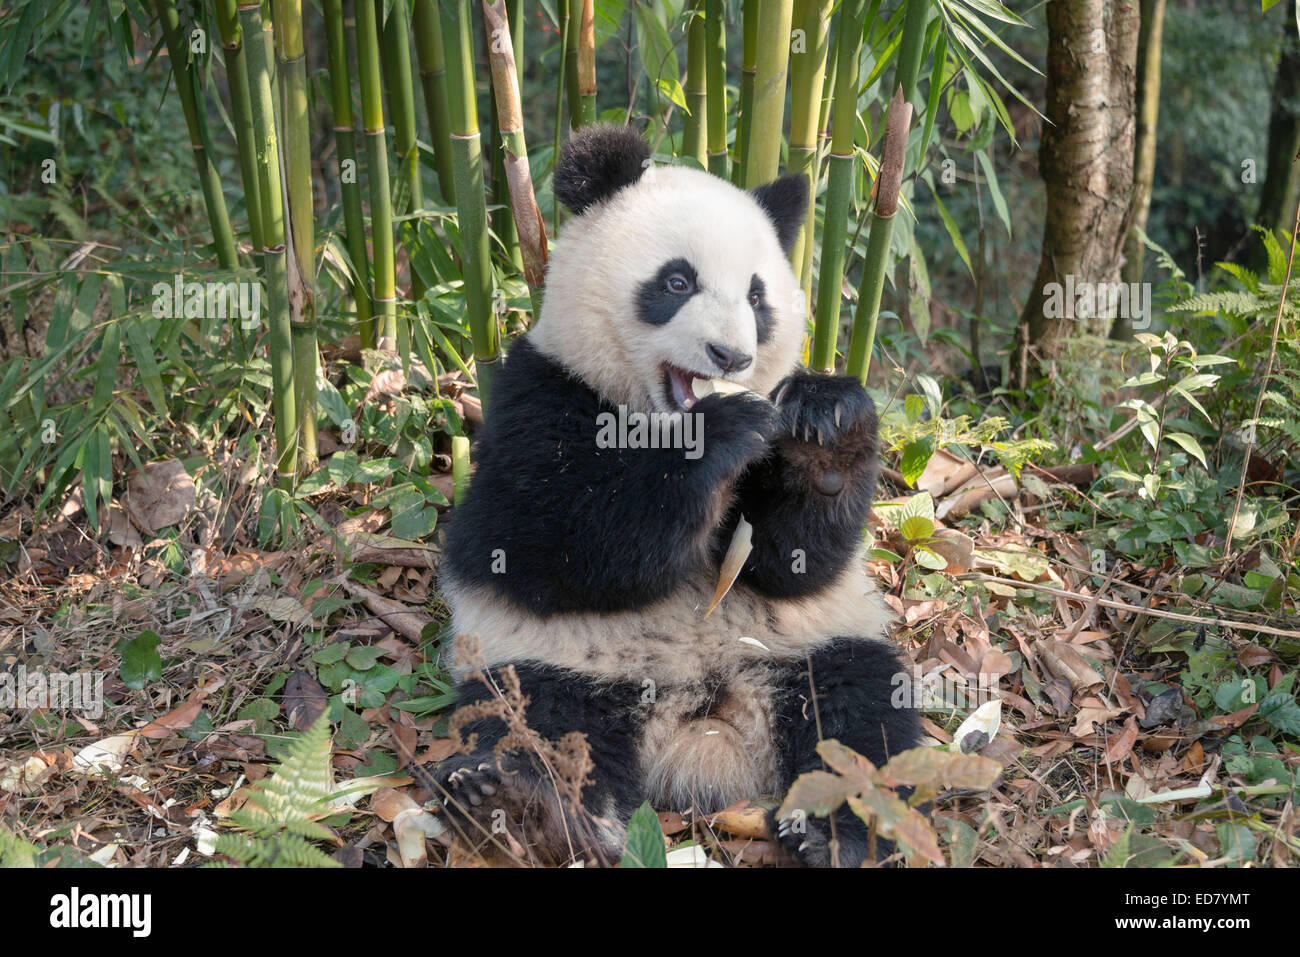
[424,126,920,867]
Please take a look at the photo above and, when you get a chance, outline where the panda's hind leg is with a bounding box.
[418,663,645,865]
[767,637,921,867]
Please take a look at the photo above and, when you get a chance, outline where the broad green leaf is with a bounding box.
[620,801,668,867]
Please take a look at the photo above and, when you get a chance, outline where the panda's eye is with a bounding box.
[666,273,692,294]
[748,290,762,308]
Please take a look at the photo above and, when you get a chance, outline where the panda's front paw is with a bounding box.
[768,374,877,495]
[696,390,779,468]
[771,372,876,448]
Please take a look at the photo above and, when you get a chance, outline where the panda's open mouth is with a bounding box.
[663,364,710,411]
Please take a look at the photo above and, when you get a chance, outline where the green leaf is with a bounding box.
[1164,432,1207,468]
[926,179,973,277]
[120,630,163,690]
[345,646,384,670]
[1259,693,1300,736]
[975,149,1010,237]
[620,801,667,867]
[900,437,935,487]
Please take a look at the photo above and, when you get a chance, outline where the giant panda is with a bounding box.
[425,125,920,867]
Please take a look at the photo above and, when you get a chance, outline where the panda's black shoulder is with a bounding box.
[475,336,600,436]
[442,337,600,581]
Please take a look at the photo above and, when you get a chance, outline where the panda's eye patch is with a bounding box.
[636,258,700,326]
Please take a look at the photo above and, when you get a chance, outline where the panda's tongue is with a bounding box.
[667,366,704,410]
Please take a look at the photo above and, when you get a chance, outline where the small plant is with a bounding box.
[210,715,341,868]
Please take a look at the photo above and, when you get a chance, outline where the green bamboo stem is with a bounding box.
[451,435,471,504]
[564,0,582,129]
[274,0,318,467]
[577,0,597,126]
[238,0,297,486]
[733,0,757,186]
[811,0,867,373]
[482,0,548,314]
[683,1,707,167]
[704,0,727,178]
[553,0,571,234]
[382,0,423,216]
[214,0,264,263]
[443,0,499,410]
[846,0,929,383]
[743,0,795,188]
[356,0,398,344]
[412,0,457,204]
[847,87,911,385]
[788,0,832,293]
[324,0,375,347]
[152,0,237,269]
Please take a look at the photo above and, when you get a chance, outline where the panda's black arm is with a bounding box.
[445,337,775,616]
[724,372,880,598]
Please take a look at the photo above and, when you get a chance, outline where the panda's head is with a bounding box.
[530,126,808,414]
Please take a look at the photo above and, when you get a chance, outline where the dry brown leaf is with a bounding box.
[122,459,195,535]
[704,802,769,840]
[1102,716,1140,764]
[341,581,433,642]
[1039,639,1103,690]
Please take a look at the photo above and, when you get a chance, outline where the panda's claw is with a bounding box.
[770,371,876,450]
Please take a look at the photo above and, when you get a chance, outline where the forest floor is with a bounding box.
[3,438,1297,869]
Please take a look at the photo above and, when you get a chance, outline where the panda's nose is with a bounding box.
[706,342,753,373]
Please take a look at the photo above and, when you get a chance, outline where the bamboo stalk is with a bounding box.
[683,1,707,167]
[274,0,318,468]
[214,0,264,264]
[846,0,928,383]
[238,0,297,486]
[846,87,910,384]
[152,0,237,269]
[811,0,868,373]
[554,0,572,234]
[732,0,758,186]
[577,0,597,126]
[564,0,582,128]
[486,3,524,275]
[443,0,500,410]
[324,0,375,347]
[743,0,795,188]
[704,0,727,178]
[482,0,549,313]
[412,0,457,204]
[356,0,398,344]
[788,0,832,293]
[382,0,423,216]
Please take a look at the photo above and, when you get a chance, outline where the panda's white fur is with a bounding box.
[441,160,892,812]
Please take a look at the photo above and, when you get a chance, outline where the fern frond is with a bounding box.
[207,715,341,868]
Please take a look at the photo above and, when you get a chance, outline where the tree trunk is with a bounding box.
[1016,0,1138,386]
[1115,0,1165,340]
[1255,0,1300,255]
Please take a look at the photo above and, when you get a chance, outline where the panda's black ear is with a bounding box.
[750,174,808,254]
[553,125,651,215]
